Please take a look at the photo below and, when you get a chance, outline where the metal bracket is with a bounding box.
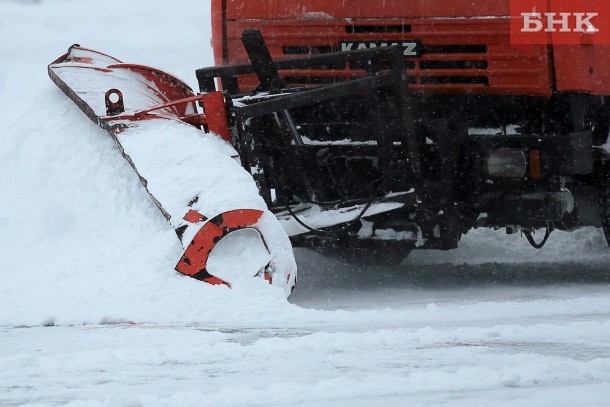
[105,89,124,116]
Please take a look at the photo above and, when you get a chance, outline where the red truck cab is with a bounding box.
[211,0,610,96]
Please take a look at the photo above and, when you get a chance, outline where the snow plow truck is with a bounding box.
[49,0,610,291]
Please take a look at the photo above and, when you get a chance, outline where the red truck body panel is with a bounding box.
[211,0,610,96]
[224,0,509,19]
[554,45,610,94]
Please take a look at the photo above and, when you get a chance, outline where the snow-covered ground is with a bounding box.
[1,1,610,406]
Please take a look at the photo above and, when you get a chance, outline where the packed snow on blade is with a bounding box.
[48,45,297,295]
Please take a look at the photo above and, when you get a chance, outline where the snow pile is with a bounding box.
[1,2,610,406]
[0,0,301,327]
[118,121,266,220]
[0,0,609,330]
[116,120,297,293]
[0,73,303,327]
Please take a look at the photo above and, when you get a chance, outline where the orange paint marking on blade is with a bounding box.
[175,209,267,287]
[183,209,207,223]
[220,209,263,229]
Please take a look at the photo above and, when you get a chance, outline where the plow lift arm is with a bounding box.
[197,30,448,255]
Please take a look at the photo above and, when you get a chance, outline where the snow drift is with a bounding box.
[1,0,610,330]
[0,70,302,327]
[2,2,610,406]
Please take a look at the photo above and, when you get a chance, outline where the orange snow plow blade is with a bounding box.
[48,45,297,295]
